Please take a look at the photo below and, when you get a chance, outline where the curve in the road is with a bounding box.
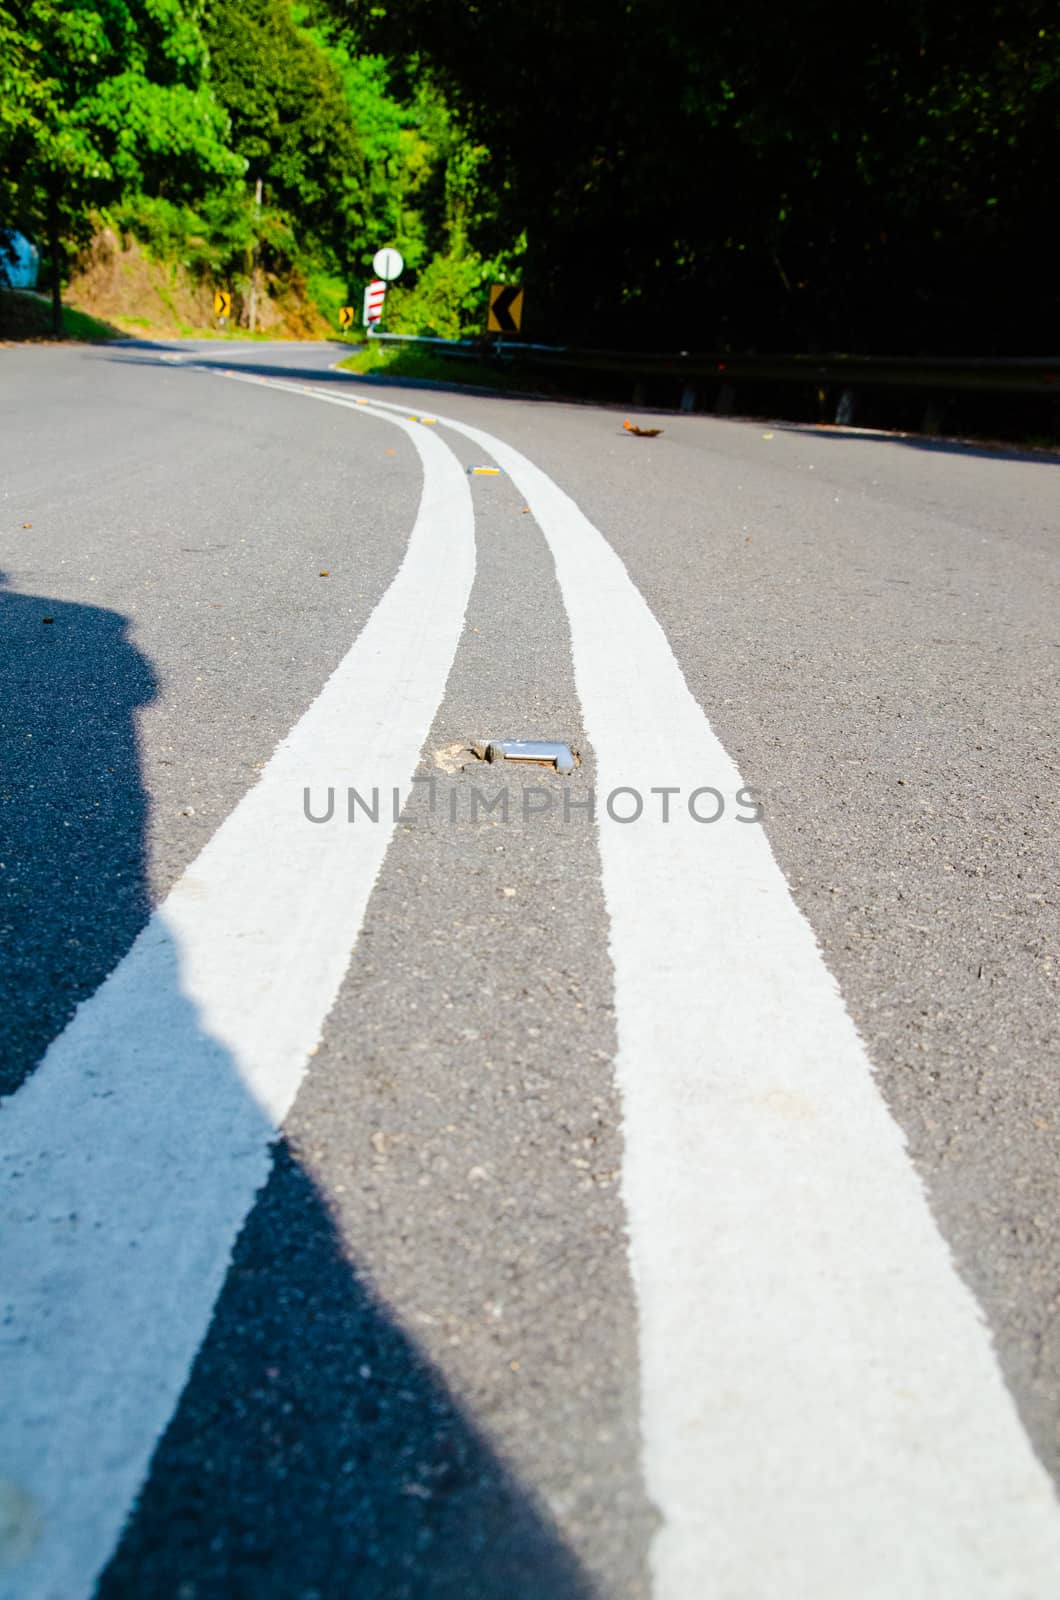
[296,381,1060,1597]
[3,362,1059,1600]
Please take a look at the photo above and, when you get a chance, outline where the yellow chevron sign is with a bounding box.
[339,305,354,329]
[487,284,524,334]
[214,290,232,318]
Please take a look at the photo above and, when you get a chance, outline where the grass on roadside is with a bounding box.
[0,290,123,343]
[62,304,124,341]
[336,337,545,394]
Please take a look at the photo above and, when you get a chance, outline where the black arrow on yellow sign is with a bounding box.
[487,284,524,334]
[214,290,232,318]
[339,306,354,329]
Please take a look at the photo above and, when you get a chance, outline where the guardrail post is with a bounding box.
[835,388,858,425]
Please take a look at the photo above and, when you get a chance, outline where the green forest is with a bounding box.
[1,0,1056,352]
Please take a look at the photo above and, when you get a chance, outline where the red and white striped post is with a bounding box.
[363,278,386,329]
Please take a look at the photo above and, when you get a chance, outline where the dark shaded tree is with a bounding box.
[203,0,365,270]
[336,0,1060,352]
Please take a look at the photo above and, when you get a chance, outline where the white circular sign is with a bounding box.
[372,247,404,282]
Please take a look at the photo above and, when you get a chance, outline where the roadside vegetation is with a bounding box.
[1,2,1055,355]
[0,286,120,342]
[0,0,517,340]
[336,337,547,392]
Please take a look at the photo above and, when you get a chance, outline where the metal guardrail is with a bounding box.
[496,346,1059,396]
[364,329,1059,398]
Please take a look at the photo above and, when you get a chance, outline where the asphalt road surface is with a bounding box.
[1,338,1058,1599]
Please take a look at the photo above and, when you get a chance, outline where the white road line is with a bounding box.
[339,389,1060,1597]
[0,401,474,1600]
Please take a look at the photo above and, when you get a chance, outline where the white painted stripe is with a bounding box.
[0,405,474,1600]
[339,389,1060,1596]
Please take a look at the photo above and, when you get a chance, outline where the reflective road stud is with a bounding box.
[485,739,577,775]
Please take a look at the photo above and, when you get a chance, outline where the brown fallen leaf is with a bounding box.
[22,522,32,528]
[42,616,54,624]
[624,419,663,438]
[319,570,330,577]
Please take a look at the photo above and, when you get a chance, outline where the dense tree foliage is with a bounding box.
[0,0,508,333]
[0,0,242,328]
[203,0,362,270]
[340,0,1059,353]
[2,1,1055,349]
[281,13,521,333]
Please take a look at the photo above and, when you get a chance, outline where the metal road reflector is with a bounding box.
[214,291,232,318]
[487,284,524,334]
[485,739,577,774]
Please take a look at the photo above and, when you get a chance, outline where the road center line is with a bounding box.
[0,396,474,1600]
[335,388,1060,1597]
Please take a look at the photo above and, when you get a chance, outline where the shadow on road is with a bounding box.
[0,574,156,1099]
[100,1141,597,1600]
[1,577,595,1598]
[101,345,553,406]
[101,344,1060,462]
[776,422,1060,466]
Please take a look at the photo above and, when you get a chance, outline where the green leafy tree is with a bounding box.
[1,0,242,333]
[294,9,521,331]
[203,0,365,280]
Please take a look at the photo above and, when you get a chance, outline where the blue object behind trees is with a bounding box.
[0,230,40,289]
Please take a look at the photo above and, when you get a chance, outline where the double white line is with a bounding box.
[2,376,1058,1600]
